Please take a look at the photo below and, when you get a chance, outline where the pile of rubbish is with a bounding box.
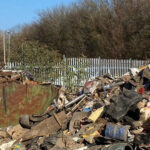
[0,65,150,150]
[0,71,22,84]
[0,70,35,85]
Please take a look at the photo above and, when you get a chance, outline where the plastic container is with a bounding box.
[105,123,129,141]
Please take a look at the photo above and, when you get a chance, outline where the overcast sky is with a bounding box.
[0,0,78,30]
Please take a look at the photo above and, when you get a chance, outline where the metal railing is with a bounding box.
[1,58,148,86]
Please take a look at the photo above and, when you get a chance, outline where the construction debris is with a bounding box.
[0,71,22,84]
[0,70,36,84]
[0,65,150,149]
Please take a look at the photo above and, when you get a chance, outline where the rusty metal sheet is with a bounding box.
[0,83,59,127]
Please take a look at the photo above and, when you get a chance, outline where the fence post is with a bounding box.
[130,58,132,68]
[63,55,66,87]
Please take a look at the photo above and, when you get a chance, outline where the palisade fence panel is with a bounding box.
[1,58,149,86]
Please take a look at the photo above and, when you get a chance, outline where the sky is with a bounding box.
[0,0,78,31]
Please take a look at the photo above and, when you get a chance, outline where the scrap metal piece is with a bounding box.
[105,123,130,141]
[67,96,87,117]
[65,94,85,108]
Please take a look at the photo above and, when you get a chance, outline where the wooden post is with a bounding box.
[3,32,6,65]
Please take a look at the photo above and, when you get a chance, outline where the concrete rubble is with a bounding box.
[0,65,150,149]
